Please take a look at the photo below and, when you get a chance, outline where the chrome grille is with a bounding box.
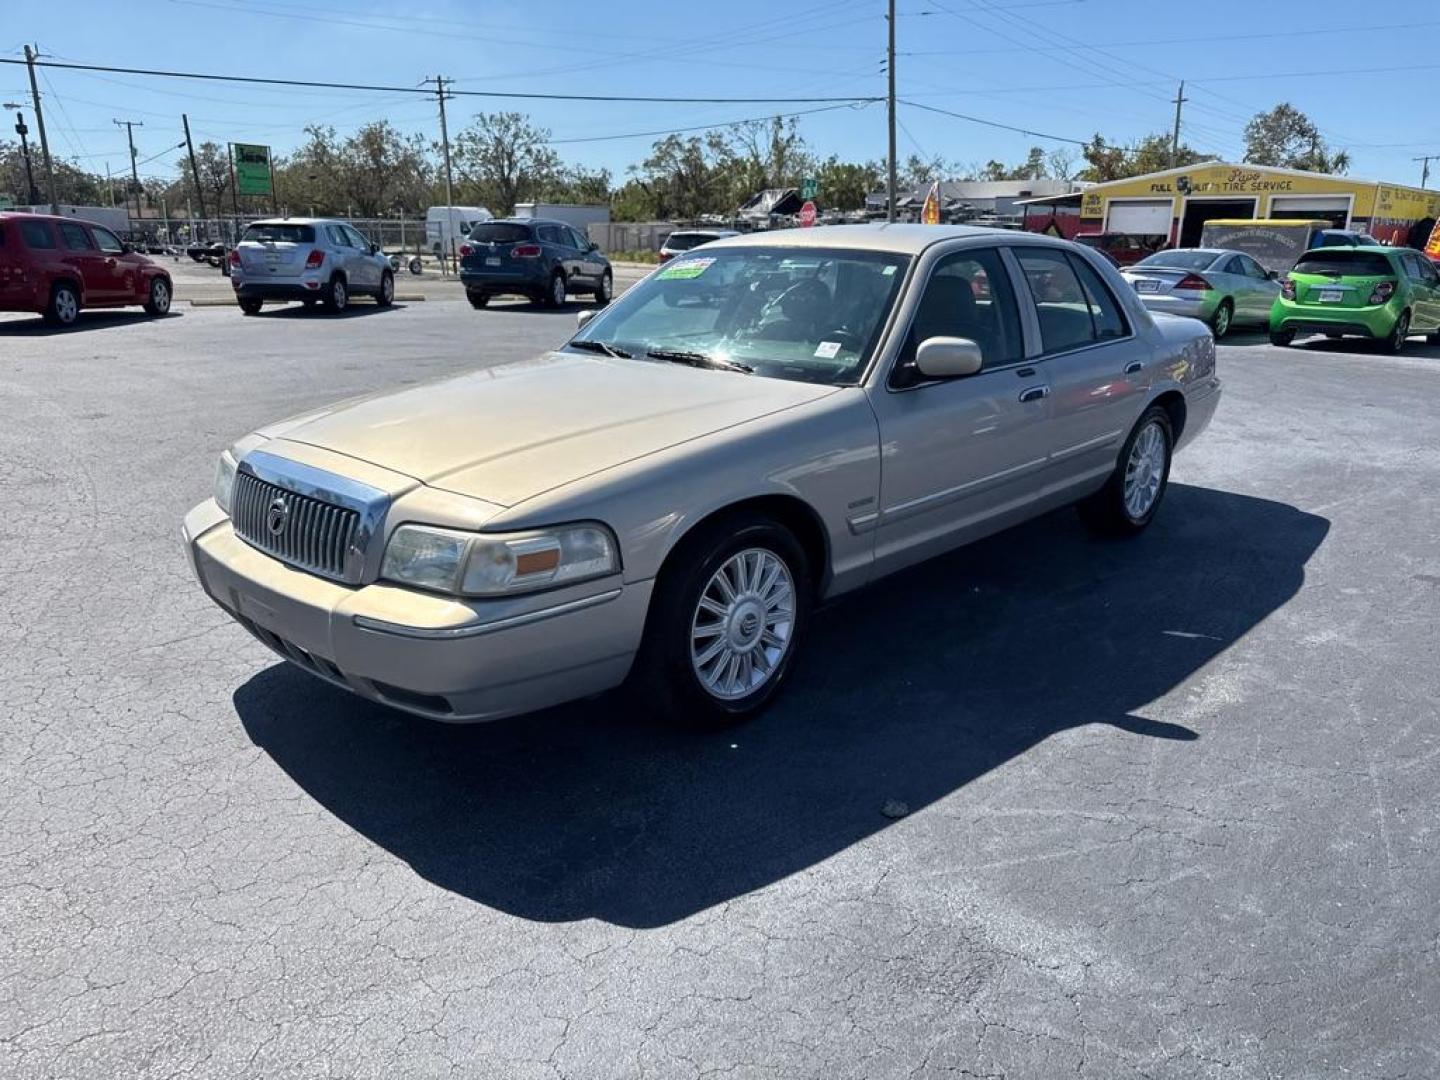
[231,470,359,580]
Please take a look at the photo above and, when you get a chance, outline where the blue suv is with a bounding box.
[459,218,613,309]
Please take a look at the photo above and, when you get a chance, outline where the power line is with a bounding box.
[550,103,870,145]
[901,98,1115,149]
[0,56,882,105]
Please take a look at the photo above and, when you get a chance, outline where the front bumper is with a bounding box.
[1270,298,1397,338]
[184,499,650,722]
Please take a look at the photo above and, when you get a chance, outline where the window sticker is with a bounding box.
[881,265,898,276]
[813,341,843,359]
[657,257,715,280]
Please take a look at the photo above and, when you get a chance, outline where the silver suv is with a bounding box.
[230,217,394,315]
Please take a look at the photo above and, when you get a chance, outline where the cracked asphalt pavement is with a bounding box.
[2,299,1437,1078]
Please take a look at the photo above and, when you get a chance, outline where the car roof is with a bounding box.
[700,223,1066,256]
[245,217,340,226]
[1140,248,1226,258]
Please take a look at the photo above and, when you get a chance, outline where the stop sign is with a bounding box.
[798,200,817,228]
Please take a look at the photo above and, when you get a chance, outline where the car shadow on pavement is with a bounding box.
[252,303,407,319]
[0,310,182,335]
[235,484,1329,928]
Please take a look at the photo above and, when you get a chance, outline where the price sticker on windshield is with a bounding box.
[657,257,714,280]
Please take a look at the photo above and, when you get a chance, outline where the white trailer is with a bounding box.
[425,205,492,257]
[512,203,610,231]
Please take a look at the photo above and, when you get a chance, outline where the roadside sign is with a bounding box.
[1426,219,1440,261]
[921,181,942,225]
[231,143,274,197]
[798,200,817,228]
[800,177,818,201]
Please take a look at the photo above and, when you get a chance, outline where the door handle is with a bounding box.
[1016,366,1037,377]
[1124,361,1144,374]
[1018,385,1050,403]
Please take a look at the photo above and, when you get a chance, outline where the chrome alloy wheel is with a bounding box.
[690,548,795,701]
[1123,421,1167,520]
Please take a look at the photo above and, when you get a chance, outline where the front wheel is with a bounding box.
[376,271,394,307]
[1210,299,1233,339]
[143,277,171,317]
[594,269,613,306]
[1077,406,1174,538]
[632,515,811,728]
[1269,329,1295,347]
[1383,309,1410,354]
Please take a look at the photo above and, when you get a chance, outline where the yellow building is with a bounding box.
[1077,162,1440,248]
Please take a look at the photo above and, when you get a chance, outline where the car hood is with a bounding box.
[259,351,839,506]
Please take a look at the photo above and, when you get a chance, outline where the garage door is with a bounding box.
[1106,199,1173,235]
[1269,195,1350,227]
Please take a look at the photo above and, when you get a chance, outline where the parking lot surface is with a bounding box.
[2,303,1437,1078]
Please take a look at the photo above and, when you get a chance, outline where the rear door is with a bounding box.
[343,225,379,290]
[324,224,363,287]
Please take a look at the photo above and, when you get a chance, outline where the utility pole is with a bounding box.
[182,114,208,222]
[424,75,458,274]
[1168,81,1187,171]
[114,119,143,226]
[23,45,58,212]
[1414,155,1436,189]
[2,104,41,205]
[886,0,897,223]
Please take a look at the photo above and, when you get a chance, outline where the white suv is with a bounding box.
[229,218,394,315]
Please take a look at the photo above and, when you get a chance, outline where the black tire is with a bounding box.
[1269,329,1295,346]
[631,513,811,728]
[466,290,490,309]
[44,281,81,327]
[408,256,423,276]
[376,271,394,307]
[1077,405,1174,538]
[301,296,319,308]
[543,270,567,309]
[1325,332,1343,339]
[1210,299,1233,339]
[594,269,613,306]
[238,297,264,316]
[1383,309,1410,354]
[323,275,349,313]
[143,276,172,317]
[1428,331,1440,345]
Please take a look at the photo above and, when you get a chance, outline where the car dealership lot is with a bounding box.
[2,304,1438,1078]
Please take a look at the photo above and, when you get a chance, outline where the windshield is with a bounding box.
[468,223,533,244]
[242,223,315,244]
[569,247,910,386]
[1134,251,1215,271]
[1293,250,1393,276]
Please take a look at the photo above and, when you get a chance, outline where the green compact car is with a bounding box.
[1270,246,1440,352]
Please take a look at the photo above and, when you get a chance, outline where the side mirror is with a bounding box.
[1267,269,1279,280]
[915,336,983,379]
[370,243,380,255]
[588,241,600,252]
[121,242,133,254]
[576,309,597,329]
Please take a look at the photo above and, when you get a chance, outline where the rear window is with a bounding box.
[1293,250,1393,276]
[242,223,316,244]
[664,233,712,251]
[467,223,532,244]
[20,220,55,249]
[1134,251,1214,271]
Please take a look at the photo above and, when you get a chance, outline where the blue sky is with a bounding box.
[7,0,1440,189]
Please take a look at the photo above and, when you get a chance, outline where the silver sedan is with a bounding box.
[1121,248,1280,338]
[186,226,1220,727]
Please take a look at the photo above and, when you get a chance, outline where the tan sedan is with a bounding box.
[185,225,1221,726]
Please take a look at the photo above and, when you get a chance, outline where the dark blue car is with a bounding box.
[458,218,613,309]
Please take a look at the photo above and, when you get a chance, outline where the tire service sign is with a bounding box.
[232,144,274,197]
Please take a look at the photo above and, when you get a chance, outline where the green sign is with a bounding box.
[0,193,14,210]
[800,177,818,201]
[231,143,273,197]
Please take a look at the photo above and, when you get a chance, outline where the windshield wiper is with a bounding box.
[569,339,632,359]
[646,348,753,374]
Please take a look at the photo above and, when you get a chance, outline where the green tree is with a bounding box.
[814,157,880,210]
[452,111,561,215]
[1243,103,1349,173]
[1078,132,1211,182]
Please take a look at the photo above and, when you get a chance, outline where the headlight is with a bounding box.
[214,451,238,513]
[381,523,619,596]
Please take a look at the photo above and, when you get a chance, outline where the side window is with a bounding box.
[326,224,351,248]
[1016,247,1122,353]
[569,226,590,251]
[1419,258,1440,285]
[1221,255,1244,275]
[1240,255,1268,280]
[344,225,370,251]
[539,225,563,246]
[899,247,1023,378]
[20,220,56,249]
[92,227,124,254]
[58,222,95,251]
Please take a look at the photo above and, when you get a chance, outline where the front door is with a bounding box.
[57,221,121,303]
[1010,245,1150,492]
[865,246,1052,576]
[1401,252,1440,330]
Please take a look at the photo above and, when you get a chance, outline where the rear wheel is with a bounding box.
[466,290,490,309]
[1383,309,1410,354]
[301,296,319,308]
[1078,406,1174,538]
[238,297,263,316]
[143,277,171,317]
[544,270,567,309]
[1269,329,1295,346]
[594,269,613,306]
[44,282,80,327]
[631,514,811,728]
[376,271,394,307]
[323,275,348,313]
[1210,299,1233,339]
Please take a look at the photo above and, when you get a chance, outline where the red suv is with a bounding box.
[0,212,173,327]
